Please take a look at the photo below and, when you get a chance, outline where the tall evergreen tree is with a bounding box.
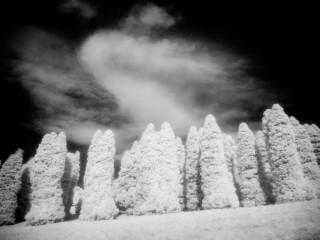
[133,124,162,215]
[80,130,119,221]
[290,117,320,198]
[255,131,275,204]
[26,133,67,225]
[199,115,239,209]
[176,137,186,210]
[262,104,308,203]
[115,146,138,212]
[305,124,320,166]
[185,126,201,210]
[0,149,23,225]
[236,123,266,207]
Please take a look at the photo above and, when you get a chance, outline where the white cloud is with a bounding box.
[13,5,275,154]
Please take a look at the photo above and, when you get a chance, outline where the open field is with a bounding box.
[1,200,320,240]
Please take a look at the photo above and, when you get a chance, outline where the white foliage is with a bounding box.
[236,123,266,207]
[304,124,320,167]
[176,137,186,210]
[185,126,201,210]
[115,146,138,212]
[26,133,67,225]
[133,123,181,215]
[290,117,320,198]
[255,130,275,203]
[262,104,309,203]
[80,130,119,221]
[199,115,239,209]
[0,149,23,225]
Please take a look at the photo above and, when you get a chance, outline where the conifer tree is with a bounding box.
[0,149,23,225]
[176,137,186,210]
[255,131,275,204]
[262,104,308,203]
[185,126,201,210]
[199,115,239,209]
[80,130,119,221]
[236,123,266,207]
[290,117,320,198]
[26,133,67,225]
[305,124,320,166]
[133,124,161,215]
[115,147,138,212]
[222,134,235,174]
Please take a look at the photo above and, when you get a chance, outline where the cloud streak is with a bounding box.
[59,0,96,19]
[13,4,276,155]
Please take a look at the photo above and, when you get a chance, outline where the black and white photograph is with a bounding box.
[0,1,319,239]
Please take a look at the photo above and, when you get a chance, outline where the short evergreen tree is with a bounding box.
[185,126,201,210]
[290,117,320,198]
[236,123,266,207]
[80,130,119,220]
[199,115,239,209]
[262,104,308,203]
[305,124,320,166]
[26,133,67,225]
[176,137,186,210]
[115,148,138,212]
[222,134,235,173]
[255,131,275,204]
[0,149,23,225]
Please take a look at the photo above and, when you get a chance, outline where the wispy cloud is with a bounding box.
[59,0,96,19]
[13,4,276,154]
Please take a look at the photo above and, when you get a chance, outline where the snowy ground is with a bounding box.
[1,200,320,240]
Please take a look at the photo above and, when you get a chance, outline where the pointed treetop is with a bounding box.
[103,130,115,142]
[144,123,156,134]
[239,122,250,132]
[204,114,216,125]
[272,103,284,111]
[91,129,103,144]
[188,126,198,135]
[160,122,175,139]
[289,116,300,125]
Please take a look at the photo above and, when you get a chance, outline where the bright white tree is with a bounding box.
[26,133,67,225]
[305,124,320,166]
[262,104,309,203]
[115,145,139,212]
[222,134,235,174]
[80,130,119,221]
[255,130,275,204]
[176,137,186,210]
[185,126,201,210]
[236,123,266,207]
[0,149,23,225]
[199,115,239,209]
[290,117,320,198]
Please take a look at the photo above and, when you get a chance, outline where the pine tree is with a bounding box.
[199,115,239,209]
[262,104,308,203]
[222,134,235,173]
[305,124,320,166]
[290,117,320,198]
[26,133,67,225]
[115,147,138,212]
[132,123,162,215]
[255,131,275,204]
[185,126,201,210]
[236,123,266,207]
[0,149,23,225]
[176,137,186,210]
[79,130,119,221]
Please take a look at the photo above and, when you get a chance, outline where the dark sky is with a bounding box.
[0,1,318,161]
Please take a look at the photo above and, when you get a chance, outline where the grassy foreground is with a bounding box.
[1,200,320,240]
